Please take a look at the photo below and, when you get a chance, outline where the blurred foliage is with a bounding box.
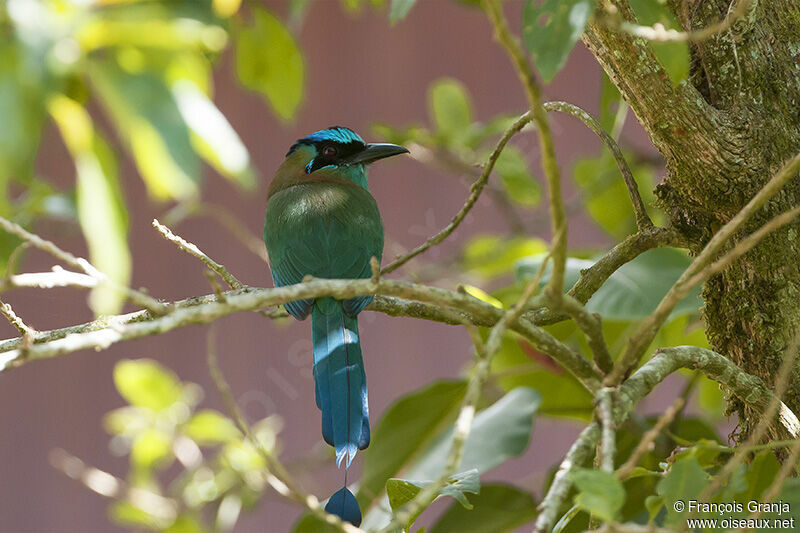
[75,358,277,532]
[522,0,593,82]
[0,0,302,314]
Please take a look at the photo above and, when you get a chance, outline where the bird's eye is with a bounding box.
[322,145,338,157]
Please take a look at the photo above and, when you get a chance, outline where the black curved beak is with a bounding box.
[348,143,409,165]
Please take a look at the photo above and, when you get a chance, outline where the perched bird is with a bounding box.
[264,127,408,525]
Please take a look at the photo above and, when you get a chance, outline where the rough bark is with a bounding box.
[584,0,800,439]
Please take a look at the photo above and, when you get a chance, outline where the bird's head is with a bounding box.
[273,127,408,193]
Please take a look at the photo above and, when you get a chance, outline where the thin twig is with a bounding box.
[608,151,800,385]
[381,112,533,275]
[543,101,652,229]
[0,216,167,315]
[153,219,244,290]
[600,0,755,43]
[0,299,35,337]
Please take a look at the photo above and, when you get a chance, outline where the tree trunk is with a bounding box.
[584,0,800,440]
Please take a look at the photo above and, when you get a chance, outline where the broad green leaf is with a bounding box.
[629,0,690,84]
[131,428,172,469]
[389,0,417,24]
[358,387,538,530]
[494,146,541,206]
[235,7,304,120]
[516,248,702,320]
[91,62,199,200]
[430,484,537,533]
[429,78,473,142]
[172,80,254,188]
[104,406,147,436]
[48,95,130,315]
[386,470,479,528]
[463,235,547,278]
[657,457,707,525]
[644,495,664,522]
[358,381,468,507]
[114,359,183,411]
[183,409,241,445]
[571,468,625,523]
[522,0,593,82]
[406,387,540,479]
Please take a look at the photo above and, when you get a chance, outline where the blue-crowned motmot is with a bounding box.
[264,127,408,525]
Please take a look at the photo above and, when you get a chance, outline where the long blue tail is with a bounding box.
[312,297,369,526]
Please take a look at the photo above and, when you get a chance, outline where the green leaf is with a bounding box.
[516,248,702,320]
[571,468,625,523]
[389,0,417,24]
[494,146,541,206]
[522,0,593,82]
[48,95,130,315]
[386,470,479,528]
[114,359,183,411]
[358,381,468,508]
[406,387,540,479]
[463,235,547,278]
[91,62,199,200]
[628,0,689,84]
[110,500,167,529]
[430,484,537,533]
[644,494,664,522]
[429,78,473,142]
[656,457,708,525]
[172,80,254,188]
[183,409,241,445]
[235,7,304,120]
[131,428,173,469]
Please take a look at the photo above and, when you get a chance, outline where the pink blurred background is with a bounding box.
[0,1,663,531]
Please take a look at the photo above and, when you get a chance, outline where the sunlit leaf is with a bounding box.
[235,7,304,120]
[571,468,625,523]
[430,483,537,533]
[91,62,199,200]
[213,0,242,18]
[114,359,183,411]
[172,80,254,188]
[184,409,241,445]
[48,95,130,315]
[131,428,173,469]
[522,0,593,82]
[386,470,479,528]
[462,284,504,309]
[389,0,417,24]
[110,500,168,529]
